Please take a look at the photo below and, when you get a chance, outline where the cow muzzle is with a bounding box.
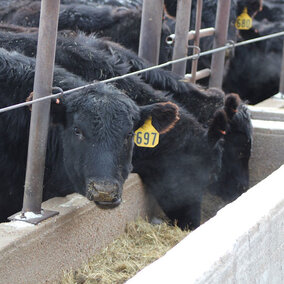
[87,180,122,208]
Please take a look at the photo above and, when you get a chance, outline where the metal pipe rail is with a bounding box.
[190,0,203,83]
[209,0,231,88]
[166,28,215,45]
[138,0,164,65]
[1,31,284,115]
[8,0,61,224]
[279,39,284,96]
[185,68,211,81]
[172,0,192,76]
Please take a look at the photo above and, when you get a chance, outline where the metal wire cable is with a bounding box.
[1,30,284,114]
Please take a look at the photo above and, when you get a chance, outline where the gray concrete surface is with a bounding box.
[248,105,284,121]
[127,165,284,284]
[254,93,284,108]
[250,119,284,187]
[0,174,152,284]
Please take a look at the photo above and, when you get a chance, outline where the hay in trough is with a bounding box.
[60,218,190,284]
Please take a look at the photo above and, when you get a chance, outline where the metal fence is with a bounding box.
[1,0,284,224]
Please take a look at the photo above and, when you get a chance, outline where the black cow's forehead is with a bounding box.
[66,85,137,111]
[65,84,140,136]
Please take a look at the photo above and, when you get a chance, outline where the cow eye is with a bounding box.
[73,127,83,137]
[239,151,245,158]
[127,131,134,138]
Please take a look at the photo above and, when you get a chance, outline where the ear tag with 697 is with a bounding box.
[134,117,159,148]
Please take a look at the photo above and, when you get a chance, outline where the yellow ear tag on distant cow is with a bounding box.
[235,7,252,30]
[134,117,159,148]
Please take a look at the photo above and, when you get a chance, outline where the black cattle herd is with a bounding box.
[0,0,280,229]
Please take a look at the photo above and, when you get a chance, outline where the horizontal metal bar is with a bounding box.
[185,68,211,81]
[1,30,284,114]
[166,27,215,45]
[188,27,215,41]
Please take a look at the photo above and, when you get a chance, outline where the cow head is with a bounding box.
[210,94,253,201]
[51,84,179,207]
[221,103,252,201]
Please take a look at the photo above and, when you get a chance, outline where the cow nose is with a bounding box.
[87,180,121,206]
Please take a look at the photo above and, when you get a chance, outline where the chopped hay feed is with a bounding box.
[60,218,190,284]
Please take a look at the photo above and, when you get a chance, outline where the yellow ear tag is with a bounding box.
[134,117,159,148]
[235,7,252,30]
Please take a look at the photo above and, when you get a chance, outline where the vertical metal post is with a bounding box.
[190,0,203,83]
[22,0,60,214]
[279,40,284,96]
[138,0,164,65]
[172,0,192,76]
[209,0,231,88]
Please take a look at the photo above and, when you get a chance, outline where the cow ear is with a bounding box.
[138,102,180,134]
[50,98,67,126]
[208,109,228,145]
[224,93,241,120]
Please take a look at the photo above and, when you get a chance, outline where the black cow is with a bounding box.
[1,29,254,227]
[162,0,255,201]
[164,0,262,19]
[222,0,284,104]
[0,1,41,27]
[0,1,173,65]
[0,39,229,229]
[169,84,253,202]
[255,0,284,22]
[0,30,253,217]
[163,0,263,83]
[223,20,284,104]
[0,48,179,223]
[0,30,225,124]
[207,94,253,202]
[132,107,227,229]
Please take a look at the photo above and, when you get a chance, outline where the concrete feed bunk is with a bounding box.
[128,165,284,284]
[0,174,153,284]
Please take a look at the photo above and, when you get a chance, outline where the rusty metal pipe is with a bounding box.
[22,0,60,214]
[190,0,203,83]
[138,0,164,65]
[209,0,231,88]
[172,0,192,76]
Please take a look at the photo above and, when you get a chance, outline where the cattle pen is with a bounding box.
[0,0,284,283]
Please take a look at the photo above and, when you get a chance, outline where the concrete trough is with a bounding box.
[0,174,154,284]
[249,105,284,187]
[1,104,284,283]
[127,165,284,284]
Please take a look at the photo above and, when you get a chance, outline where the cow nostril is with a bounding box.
[87,181,120,203]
